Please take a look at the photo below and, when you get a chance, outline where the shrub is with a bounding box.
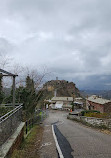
[81,110,100,116]
[85,112,108,118]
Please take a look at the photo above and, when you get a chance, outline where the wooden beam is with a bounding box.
[0,69,18,76]
[0,74,18,77]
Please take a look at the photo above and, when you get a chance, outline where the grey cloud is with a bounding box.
[0,0,111,89]
[0,38,14,54]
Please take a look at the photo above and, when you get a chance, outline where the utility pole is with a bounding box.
[13,76,16,108]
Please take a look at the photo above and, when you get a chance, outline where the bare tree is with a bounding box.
[0,53,13,88]
[0,53,12,69]
[29,66,51,90]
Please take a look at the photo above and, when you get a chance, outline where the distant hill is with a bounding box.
[81,89,111,99]
[100,90,111,100]
[37,80,81,107]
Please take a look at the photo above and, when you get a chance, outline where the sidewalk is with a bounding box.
[40,118,58,158]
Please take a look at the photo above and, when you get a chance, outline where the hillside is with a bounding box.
[81,89,111,99]
[37,80,81,107]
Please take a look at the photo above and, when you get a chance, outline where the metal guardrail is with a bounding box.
[0,103,22,107]
[0,104,23,146]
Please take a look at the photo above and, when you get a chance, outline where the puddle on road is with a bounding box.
[51,121,59,125]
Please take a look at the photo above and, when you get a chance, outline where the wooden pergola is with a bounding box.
[0,68,18,108]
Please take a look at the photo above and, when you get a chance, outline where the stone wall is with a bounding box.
[68,115,111,129]
[0,122,25,158]
[7,123,24,157]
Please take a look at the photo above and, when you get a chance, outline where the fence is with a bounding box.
[25,109,49,135]
[0,104,23,147]
[68,114,111,129]
[0,104,23,117]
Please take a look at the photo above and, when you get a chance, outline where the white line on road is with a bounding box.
[57,120,64,126]
[52,125,64,158]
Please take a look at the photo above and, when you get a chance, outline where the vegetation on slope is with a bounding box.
[11,125,43,158]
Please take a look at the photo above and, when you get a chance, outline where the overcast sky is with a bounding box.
[0,0,111,90]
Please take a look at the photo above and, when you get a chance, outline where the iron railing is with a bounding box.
[0,104,23,146]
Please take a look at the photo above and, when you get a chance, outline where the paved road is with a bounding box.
[45,110,111,158]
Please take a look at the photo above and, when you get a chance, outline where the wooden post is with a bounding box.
[13,76,15,108]
[26,121,28,134]
[0,69,18,108]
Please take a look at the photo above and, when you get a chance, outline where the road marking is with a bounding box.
[57,120,64,126]
[41,142,52,147]
[52,125,64,158]
[52,120,64,126]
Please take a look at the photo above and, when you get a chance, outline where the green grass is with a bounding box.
[11,125,42,158]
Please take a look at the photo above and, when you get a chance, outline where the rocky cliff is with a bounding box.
[37,80,81,107]
[43,80,80,97]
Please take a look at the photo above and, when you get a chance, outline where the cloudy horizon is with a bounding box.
[0,0,111,90]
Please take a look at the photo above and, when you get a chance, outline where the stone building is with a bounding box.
[51,97,73,110]
[86,95,111,113]
[74,97,84,109]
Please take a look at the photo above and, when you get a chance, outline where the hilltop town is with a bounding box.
[37,79,81,107]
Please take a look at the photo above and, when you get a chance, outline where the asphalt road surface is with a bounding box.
[46,110,111,158]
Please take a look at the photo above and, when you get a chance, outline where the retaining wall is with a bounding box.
[68,115,111,129]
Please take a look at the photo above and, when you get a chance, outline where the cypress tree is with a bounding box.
[26,75,32,90]
[0,75,4,104]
